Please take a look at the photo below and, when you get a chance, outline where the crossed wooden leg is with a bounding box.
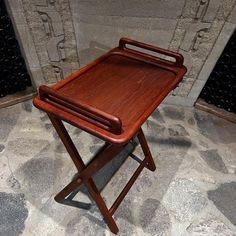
[48,114,156,234]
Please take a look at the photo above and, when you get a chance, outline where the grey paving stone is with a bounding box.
[152,137,192,150]
[65,213,106,236]
[145,119,166,137]
[194,111,217,142]
[91,136,104,145]
[187,217,236,236]
[163,106,185,121]
[73,128,82,136]
[208,182,236,225]
[14,156,63,199]
[151,151,187,200]
[0,144,5,153]
[200,149,228,173]
[1,101,236,235]
[134,170,153,193]
[40,114,49,122]
[0,192,28,236]
[163,178,207,222]
[7,138,49,157]
[188,117,195,126]
[168,124,189,136]
[139,198,171,235]
[198,140,209,149]
[54,142,67,153]
[89,145,99,154]
[151,109,165,123]
[7,175,21,190]
[93,143,133,191]
[22,101,32,112]
[194,110,236,144]
[44,123,52,130]
[115,199,136,236]
[0,105,21,142]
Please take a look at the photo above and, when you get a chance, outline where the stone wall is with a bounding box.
[6,0,236,106]
[6,0,80,87]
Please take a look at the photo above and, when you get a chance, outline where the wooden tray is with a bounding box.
[34,38,187,144]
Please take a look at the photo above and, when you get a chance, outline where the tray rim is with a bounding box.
[34,44,187,145]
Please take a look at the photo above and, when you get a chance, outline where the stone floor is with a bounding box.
[0,100,236,236]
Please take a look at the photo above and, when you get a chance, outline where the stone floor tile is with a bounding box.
[0,101,235,235]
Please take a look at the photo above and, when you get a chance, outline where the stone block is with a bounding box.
[34,44,50,67]
[5,0,24,13]
[180,22,211,52]
[0,192,28,236]
[203,0,222,22]
[0,144,5,153]
[121,0,185,18]
[187,217,236,236]
[10,10,27,25]
[73,0,185,19]
[163,178,207,222]
[29,67,45,88]
[188,79,206,99]
[74,0,170,19]
[163,95,195,107]
[194,108,236,144]
[227,4,236,23]
[7,138,49,158]
[139,199,171,235]
[217,0,236,21]
[41,65,57,84]
[208,182,236,225]
[46,35,65,62]
[36,6,64,36]
[182,0,222,22]
[16,25,42,69]
[188,22,235,101]
[73,16,177,65]
[75,0,123,16]
[34,0,47,6]
[177,77,195,97]
[181,0,200,19]
[162,106,185,121]
[0,105,21,142]
[168,124,189,136]
[199,149,228,173]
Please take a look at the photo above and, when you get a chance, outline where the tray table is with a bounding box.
[33,38,187,234]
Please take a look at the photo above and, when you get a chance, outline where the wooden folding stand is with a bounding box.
[33,38,187,234]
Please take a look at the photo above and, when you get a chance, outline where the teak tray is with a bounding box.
[33,38,187,234]
[34,38,187,145]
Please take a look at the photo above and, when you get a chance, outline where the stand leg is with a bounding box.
[47,115,156,234]
[48,115,119,234]
[137,128,156,171]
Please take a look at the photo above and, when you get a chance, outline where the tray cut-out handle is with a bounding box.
[39,85,122,135]
[119,37,184,67]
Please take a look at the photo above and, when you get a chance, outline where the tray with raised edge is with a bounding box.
[33,38,187,145]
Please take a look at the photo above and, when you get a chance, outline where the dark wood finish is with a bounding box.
[48,115,119,233]
[40,85,122,135]
[119,37,184,67]
[34,38,186,145]
[109,128,156,216]
[33,38,187,234]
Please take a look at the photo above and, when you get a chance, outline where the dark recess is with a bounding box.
[199,30,236,113]
[0,0,32,98]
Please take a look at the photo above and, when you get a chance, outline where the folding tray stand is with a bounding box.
[33,38,187,234]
